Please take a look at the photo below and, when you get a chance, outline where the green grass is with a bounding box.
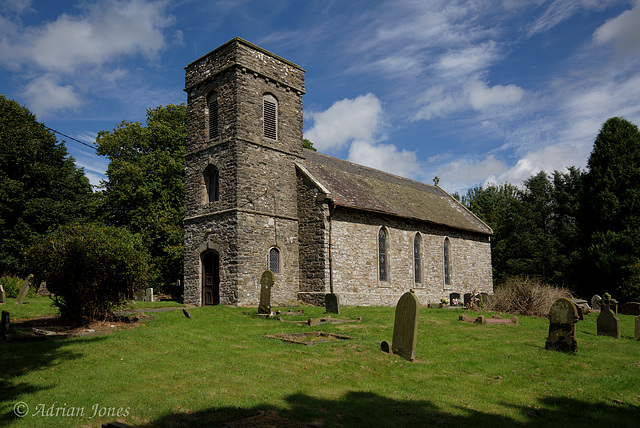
[1,304,639,427]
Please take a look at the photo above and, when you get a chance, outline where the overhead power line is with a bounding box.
[44,126,96,151]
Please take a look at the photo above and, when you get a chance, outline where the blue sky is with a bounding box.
[2,0,640,194]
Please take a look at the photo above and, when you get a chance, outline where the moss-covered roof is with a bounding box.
[300,149,492,235]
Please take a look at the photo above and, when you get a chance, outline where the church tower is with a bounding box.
[183,38,305,306]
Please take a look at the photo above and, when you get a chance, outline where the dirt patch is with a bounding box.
[264,331,355,345]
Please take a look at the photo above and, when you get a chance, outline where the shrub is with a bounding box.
[486,276,572,318]
[26,224,150,322]
[0,275,25,298]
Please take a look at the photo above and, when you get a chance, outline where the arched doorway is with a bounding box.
[202,251,220,305]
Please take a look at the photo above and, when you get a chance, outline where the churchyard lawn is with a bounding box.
[2,297,639,427]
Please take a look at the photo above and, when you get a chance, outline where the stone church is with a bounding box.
[183,38,493,307]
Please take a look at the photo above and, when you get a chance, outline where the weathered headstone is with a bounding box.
[14,275,32,305]
[636,316,640,341]
[145,287,154,303]
[545,298,579,352]
[463,293,471,307]
[325,293,340,314]
[391,290,420,361]
[183,309,193,319]
[258,270,274,315]
[597,293,620,339]
[0,284,5,304]
[1,310,9,340]
[620,302,640,316]
[571,299,590,320]
[591,294,602,310]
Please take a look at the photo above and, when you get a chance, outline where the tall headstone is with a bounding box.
[0,284,5,304]
[391,290,420,361]
[597,293,620,339]
[258,270,274,315]
[591,294,602,310]
[325,293,340,314]
[145,287,154,303]
[14,275,32,305]
[635,316,640,341]
[545,298,579,352]
[1,311,9,340]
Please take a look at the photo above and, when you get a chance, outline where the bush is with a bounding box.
[26,224,150,322]
[486,276,572,318]
[1,275,24,298]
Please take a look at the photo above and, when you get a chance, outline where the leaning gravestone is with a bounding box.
[597,293,620,339]
[545,298,579,352]
[258,270,274,315]
[325,293,340,314]
[391,290,420,361]
[591,294,602,310]
[14,275,32,305]
[636,316,640,341]
[0,284,5,304]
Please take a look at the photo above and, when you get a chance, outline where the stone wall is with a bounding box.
[329,207,493,306]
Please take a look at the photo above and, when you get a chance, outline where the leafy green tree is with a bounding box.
[0,95,95,274]
[27,224,150,321]
[579,117,640,301]
[303,138,317,151]
[96,104,186,290]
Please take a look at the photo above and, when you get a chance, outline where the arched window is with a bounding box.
[444,237,451,286]
[207,92,219,140]
[263,94,277,140]
[268,247,280,274]
[378,228,389,282]
[414,233,422,284]
[205,166,219,203]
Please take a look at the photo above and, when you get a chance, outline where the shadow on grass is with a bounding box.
[137,390,639,427]
[0,336,107,426]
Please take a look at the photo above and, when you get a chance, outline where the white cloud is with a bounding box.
[434,42,501,78]
[304,93,385,152]
[593,1,640,56]
[435,155,509,192]
[411,85,462,121]
[23,75,83,117]
[347,140,422,179]
[467,80,525,111]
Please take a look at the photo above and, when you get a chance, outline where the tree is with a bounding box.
[302,138,317,151]
[579,117,640,301]
[96,104,186,290]
[27,224,150,321]
[0,95,95,274]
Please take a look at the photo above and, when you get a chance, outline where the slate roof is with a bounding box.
[299,149,493,235]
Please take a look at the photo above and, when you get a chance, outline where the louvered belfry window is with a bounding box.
[378,228,388,282]
[208,93,218,140]
[263,94,277,140]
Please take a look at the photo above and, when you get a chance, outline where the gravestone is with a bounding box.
[325,293,340,314]
[258,270,274,315]
[597,293,620,338]
[636,316,640,341]
[14,275,32,305]
[449,292,461,306]
[571,299,590,320]
[463,293,471,307]
[1,311,9,340]
[183,309,193,319]
[391,290,420,361]
[545,298,579,352]
[0,284,5,304]
[620,302,640,316]
[145,287,154,303]
[591,294,602,310]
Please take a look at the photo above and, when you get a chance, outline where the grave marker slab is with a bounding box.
[14,275,32,305]
[545,298,579,352]
[1,310,9,340]
[183,309,193,319]
[620,302,640,316]
[145,287,154,303]
[636,316,640,341]
[597,293,620,339]
[449,292,461,306]
[258,270,274,316]
[591,294,602,310]
[325,293,340,314]
[0,284,5,304]
[391,290,420,361]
